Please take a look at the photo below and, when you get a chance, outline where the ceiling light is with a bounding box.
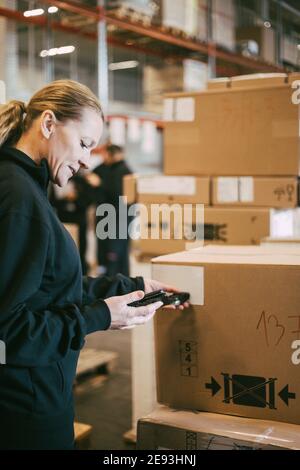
[108,60,139,71]
[39,46,75,57]
[24,8,44,17]
[264,21,271,28]
[48,6,59,14]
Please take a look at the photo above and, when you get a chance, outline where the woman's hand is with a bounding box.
[105,290,163,330]
[143,278,190,311]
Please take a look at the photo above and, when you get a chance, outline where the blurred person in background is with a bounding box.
[85,144,132,277]
[49,171,93,275]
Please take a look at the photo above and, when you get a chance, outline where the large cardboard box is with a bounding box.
[164,85,299,176]
[152,246,300,424]
[139,206,271,255]
[212,176,298,208]
[137,405,300,450]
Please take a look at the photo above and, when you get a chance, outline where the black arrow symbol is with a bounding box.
[205,377,221,397]
[278,385,296,406]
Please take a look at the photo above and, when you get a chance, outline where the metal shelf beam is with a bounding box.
[0,2,286,73]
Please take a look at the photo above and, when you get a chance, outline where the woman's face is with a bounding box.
[45,107,103,187]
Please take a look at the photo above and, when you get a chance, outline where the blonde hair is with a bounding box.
[0,80,104,147]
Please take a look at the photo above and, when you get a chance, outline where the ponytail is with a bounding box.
[0,100,26,147]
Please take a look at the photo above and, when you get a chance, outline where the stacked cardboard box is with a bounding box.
[151,245,300,425]
[163,74,298,176]
[135,245,300,449]
[124,73,300,256]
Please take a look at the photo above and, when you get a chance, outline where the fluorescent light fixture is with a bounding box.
[108,60,139,71]
[48,6,58,13]
[264,21,271,28]
[297,44,300,50]
[24,8,44,17]
[40,46,75,57]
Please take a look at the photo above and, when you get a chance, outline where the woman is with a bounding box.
[0,80,187,450]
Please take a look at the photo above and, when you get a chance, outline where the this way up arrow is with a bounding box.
[278,385,296,406]
[205,376,221,397]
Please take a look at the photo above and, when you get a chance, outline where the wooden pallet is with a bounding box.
[74,421,92,450]
[75,349,118,394]
[160,24,191,40]
[109,6,152,27]
[123,428,137,445]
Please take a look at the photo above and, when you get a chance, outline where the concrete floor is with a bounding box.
[75,329,135,450]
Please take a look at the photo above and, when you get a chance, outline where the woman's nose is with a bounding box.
[79,155,90,170]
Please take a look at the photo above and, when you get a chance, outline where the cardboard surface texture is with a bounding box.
[152,246,300,424]
[123,174,137,205]
[164,85,299,176]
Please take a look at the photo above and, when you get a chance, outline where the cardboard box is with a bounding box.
[137,175,210,204]
[152,246,300,424]
[123,174,137,205]
[230,73,287,89]
[139,206,271,256]
[123,175,210,205]
[137,405,300,450]
[212,176,298,208]
[164,86,299,176]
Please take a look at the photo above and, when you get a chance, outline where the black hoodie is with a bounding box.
[0,147,144,449]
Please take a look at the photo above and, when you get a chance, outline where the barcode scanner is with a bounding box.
[127,290,190,308]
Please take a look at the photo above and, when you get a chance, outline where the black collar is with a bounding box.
[0,146,50,192]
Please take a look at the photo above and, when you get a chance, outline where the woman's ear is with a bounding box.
[40,110,57,139]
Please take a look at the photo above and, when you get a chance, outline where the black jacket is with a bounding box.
[0,147,144,449]
[93,160,132,209]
